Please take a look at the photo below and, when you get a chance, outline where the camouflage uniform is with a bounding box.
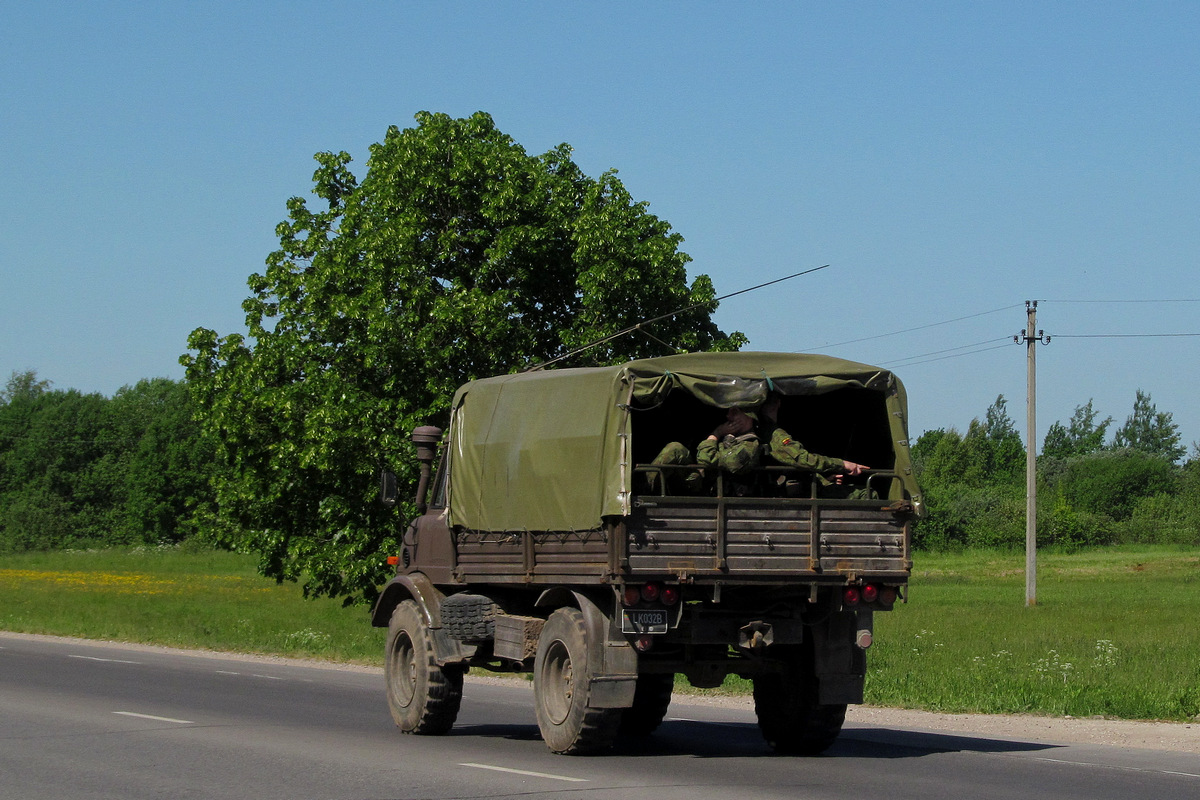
[647,430,762,495]
[697,433,762,474]
[763,425,873,499]
[762,427,844,474]
[647,441,704,494]
[697,433,761,496]
[647,407,763,496]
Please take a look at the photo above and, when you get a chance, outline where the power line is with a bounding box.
[1050,332,1200,339]
[807,304,1022,351]
[879,337,1010,366]
[1044,298,1200,304]
[880,341,1012,369]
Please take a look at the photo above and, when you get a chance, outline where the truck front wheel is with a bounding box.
[385,599,463,735]
[534,607,620,754]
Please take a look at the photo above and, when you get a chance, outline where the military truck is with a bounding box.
[372,351,922,755]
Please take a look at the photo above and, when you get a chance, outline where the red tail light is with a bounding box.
[843,587,861,606]
[861,583,879,603]
[641,582,662,603]
[660,585,680,606]
[635,635,654,652]
[622,586,640,606]
[880,586,898,605]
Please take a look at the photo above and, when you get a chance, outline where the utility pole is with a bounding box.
[1014,301,1050,607]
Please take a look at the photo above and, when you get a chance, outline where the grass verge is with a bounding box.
[865,546,1200,721]
[0,545,385,664]
[1,544,1197,721]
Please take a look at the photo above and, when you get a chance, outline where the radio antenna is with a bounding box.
[524,264,831,371]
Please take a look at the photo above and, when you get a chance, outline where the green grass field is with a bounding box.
[866,546,1200,721]
[0,545,386,664]
[1,544,1197,721]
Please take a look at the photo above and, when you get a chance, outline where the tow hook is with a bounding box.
[738,621,774,654]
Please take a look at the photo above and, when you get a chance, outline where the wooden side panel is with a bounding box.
[625,500,910,579]
[454,529,610,583]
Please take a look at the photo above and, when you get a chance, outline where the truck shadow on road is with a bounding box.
[450,719,1063,760]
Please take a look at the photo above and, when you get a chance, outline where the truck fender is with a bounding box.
[535,588,637,709]
[371,573,473,667]
[371,572,444,628]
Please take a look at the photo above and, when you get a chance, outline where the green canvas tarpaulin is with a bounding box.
[446,351,920,532]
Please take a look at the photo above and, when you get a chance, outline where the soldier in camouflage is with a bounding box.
[696,406,762,496]
[759,393,871,496]
[647,397,869,497]
[648,406,762,495]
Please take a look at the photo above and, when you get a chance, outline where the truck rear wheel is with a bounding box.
[534,607,620,754]
[385,599,463,735]
[618,673,674,737]
[752,654,846,755]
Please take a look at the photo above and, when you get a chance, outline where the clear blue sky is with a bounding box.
[3,2,1198,450]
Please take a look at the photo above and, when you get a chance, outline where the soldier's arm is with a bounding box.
[767,427,845,473]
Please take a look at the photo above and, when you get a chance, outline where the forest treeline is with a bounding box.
[0,371,213,552]
[1,369,1197,554]
[914,394,1199,549]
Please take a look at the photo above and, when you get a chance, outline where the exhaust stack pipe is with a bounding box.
[411,426,442,514]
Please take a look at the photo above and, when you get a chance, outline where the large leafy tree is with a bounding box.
[183,111,743,603]
[1112,389,1185,462]
[1042,399,1111,460]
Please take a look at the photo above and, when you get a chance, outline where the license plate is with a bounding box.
[621,608,669,635]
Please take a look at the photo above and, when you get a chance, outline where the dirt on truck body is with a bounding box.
[372,351,923,754]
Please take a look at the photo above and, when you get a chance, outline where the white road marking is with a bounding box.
[459,763,589,783]
[112,711,194,725]
[69,654,140,664]
[215,670,282,680]
[667,717,744,727]
[1032,757,1200,780]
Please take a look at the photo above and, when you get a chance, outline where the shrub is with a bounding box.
[913,483,1025,551]
[1113,493,1200,545]
[1049,449,1179,522]
[0,488,79,552]
[1039,498,1115,551]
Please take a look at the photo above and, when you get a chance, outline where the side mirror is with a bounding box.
[380,471,398,507]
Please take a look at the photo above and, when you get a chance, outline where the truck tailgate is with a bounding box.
[625,498,911,580]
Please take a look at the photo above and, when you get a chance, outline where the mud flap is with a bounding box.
[576,592,638,709]
[810,609,867,705]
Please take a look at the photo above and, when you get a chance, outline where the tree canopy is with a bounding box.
[1112,389,1184,462]
[1042,399,1111,460]
[0,371,209,552]
[182,111,744,603]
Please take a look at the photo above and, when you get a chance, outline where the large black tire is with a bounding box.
[752,649,846,755]
[618,673,674,737]
[533,607,621,754]
[385,599,463,735]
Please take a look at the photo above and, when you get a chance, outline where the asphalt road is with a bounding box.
[1,633,1196,800]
